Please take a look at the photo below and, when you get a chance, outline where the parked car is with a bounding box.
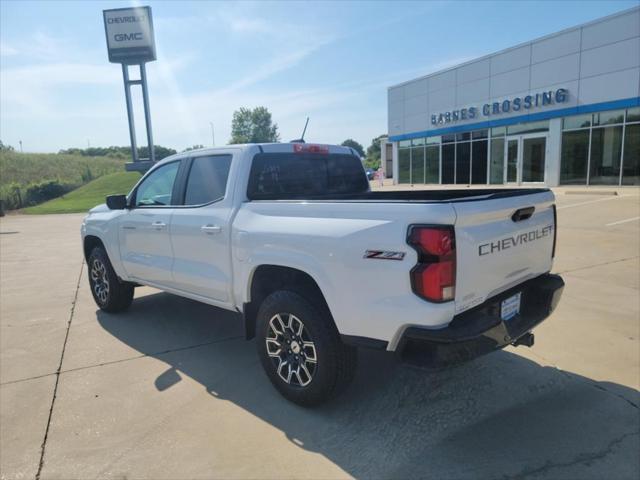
[365,168,375,180]
[82,143,564,406]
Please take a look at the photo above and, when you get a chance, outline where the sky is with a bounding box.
[1,0,638,153]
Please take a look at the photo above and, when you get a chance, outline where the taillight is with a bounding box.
[293,143,329,154]
[407,225,456,302]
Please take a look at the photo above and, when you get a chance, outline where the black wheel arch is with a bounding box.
[243,265,334,340]
[83,235,106,262]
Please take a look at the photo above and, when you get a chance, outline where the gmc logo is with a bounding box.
[114,33,143,42]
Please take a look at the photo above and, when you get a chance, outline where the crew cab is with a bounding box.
[81,143,564,406]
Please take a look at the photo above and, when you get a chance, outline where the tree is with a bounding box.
[341,139,365,157]
[229,106,280,144]
[138,145,177,160]
[182,145,205,152]
[364,134,386,169]
[57,145,177,161]
[0,141,14,152]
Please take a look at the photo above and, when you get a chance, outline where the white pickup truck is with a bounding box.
[81,143,564,405]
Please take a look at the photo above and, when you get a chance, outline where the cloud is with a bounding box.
[221,44,324,95]
[0,42,18,56]
[0,4,404,151]
[1,50,195,121]
[226,17,273,34]
[2,31,78,61]
[3,63,118,86]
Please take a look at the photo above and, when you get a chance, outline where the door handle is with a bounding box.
[152,221,167,230]
[201,224,221,234]
[512,206,535,222]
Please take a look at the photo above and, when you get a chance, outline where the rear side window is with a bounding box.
[184,155,232,205]
[247,153,368,199]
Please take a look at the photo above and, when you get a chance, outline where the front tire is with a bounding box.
[88,246,134,313]
[256,290,357,406]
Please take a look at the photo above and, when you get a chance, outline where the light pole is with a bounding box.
[209,122,215,147]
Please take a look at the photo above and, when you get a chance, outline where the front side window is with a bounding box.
[134,161,180,207]
[184,155,232,205]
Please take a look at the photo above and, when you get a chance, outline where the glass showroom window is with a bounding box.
[489,127,506,184]
[425,143,440,183]
[415,130,490,185]
[471,136,488,184]
[622,123,640,185]
[589,126,623,185]
[398,142,410,183]
[563,114,591,130]
[628,107,640,123]
[561,130,590,184]
[411,140,425,184]
[559,108,640,185]
[442,136,455,184]
[455,140,471,184]
[489,138,504,184]
[507,120,549,135]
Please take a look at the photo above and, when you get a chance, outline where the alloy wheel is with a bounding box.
[90,258,110,305]
[265,313,317,387]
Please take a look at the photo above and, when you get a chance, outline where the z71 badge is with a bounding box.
[364,250,405,261]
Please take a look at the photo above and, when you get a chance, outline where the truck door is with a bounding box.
[119,160,181,286]
[169,153,234,303]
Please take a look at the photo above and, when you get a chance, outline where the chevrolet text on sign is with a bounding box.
[103,7,156,64]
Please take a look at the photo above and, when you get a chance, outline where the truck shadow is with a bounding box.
[96,291,640,479]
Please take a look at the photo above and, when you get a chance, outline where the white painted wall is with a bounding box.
[388,7,640,139]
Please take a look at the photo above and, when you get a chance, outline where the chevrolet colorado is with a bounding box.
[81,143,564,406]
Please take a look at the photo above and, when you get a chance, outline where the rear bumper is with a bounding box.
[396,273,564,368]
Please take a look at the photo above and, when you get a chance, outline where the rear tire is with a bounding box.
[88,246,134,313]
[256,290,357,406]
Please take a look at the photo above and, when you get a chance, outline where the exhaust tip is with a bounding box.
[512,332,535,348]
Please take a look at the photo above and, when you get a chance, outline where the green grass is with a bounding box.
[24,171,140,214]
[0,151,124,185]
[0,151,126,210]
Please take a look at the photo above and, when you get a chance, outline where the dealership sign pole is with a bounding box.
[103,6,157,171]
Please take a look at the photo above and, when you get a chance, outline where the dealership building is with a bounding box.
[384,7,640,187]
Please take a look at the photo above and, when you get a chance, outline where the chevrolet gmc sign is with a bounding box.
[103,7,156,64]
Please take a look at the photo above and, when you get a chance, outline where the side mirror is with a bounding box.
[106,194,128,210]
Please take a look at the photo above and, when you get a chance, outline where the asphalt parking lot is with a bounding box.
[1,188,639,480]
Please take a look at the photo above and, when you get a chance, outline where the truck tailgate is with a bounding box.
[452,190,556,314]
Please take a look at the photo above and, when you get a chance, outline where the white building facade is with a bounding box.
[387,7,640,187]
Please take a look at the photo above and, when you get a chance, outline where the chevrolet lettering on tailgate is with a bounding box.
[479,225,554,256]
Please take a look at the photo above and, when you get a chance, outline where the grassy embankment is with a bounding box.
[0,151,138,213]
[24,171,140,214]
